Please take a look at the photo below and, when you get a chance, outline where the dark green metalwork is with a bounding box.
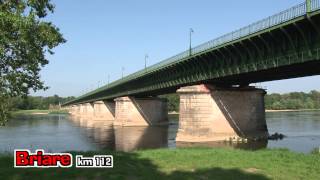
[307,0,312,13]
[63,0,320,106]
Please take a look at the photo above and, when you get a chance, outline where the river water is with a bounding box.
[0,111,319,154]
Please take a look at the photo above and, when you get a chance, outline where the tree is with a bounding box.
[310,90,320,108]
[0,0,65,125]
[160,94,179,112]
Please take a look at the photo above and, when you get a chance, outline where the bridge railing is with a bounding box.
[68,0,320,104]
[130,0,320,81]
[311,0,320,10]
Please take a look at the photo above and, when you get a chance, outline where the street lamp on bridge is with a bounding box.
[189,28,194,56]
[306,0,311,13]
[121,66,125,79]
[145,54,149,69]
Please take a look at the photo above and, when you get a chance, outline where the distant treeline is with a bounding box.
[8,95,75,110]
[9,90,320,111]
[162,90,320,112]
[265,90,320,110]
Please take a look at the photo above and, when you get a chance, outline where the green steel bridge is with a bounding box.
[64,0,320,106]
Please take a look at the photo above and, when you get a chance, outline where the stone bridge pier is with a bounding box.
[93,101,115,121]
[79,103,94,118]
[114,97,168,126]
[70,105,81,116]
[176,84,268,142]
[69,105,77,115]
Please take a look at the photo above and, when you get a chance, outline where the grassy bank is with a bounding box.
[11,109,69,116]
[0,148,319,180]
[265,109,320,112]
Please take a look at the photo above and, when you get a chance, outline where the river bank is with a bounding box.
[10,109,69,116]
[170,109,320,114]
[0,148,319,179]
[10,109,320,116]
[265,109,320,112]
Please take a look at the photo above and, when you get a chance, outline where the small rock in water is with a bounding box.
[268,132,286,140]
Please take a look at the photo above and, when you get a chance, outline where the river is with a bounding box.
[0,111,319,153]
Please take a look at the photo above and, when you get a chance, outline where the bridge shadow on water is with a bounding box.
[176,140,268,151]
[70,116,170,152]
[70,115,269,153]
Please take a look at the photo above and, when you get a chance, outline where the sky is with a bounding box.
[32,0,320,97]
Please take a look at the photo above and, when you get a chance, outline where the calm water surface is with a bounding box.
[0,111,319,153]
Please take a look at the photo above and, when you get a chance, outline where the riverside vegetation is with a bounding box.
[8,95,75,111]
[4,90,320,117]
[0,0,65,125]
[0,148,319,180]
[161,90,320,112]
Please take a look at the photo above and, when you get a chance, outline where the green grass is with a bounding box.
[0,148,319,180]
[10,109,68,116]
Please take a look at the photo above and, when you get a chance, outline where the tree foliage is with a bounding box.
[160,94,179,112]
[162,90,320,112]
[0,0,65,125]
[265,91,320,110]
[8,95,75,110]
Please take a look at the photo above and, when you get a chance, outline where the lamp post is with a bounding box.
[145,54,149,69]
[121,66,125,78]
[306,0,311,13]
[189,28,194,56]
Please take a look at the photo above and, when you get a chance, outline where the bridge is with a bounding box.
[63,0,320,142]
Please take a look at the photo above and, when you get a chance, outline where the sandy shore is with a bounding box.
[168,111,179,115]
[31,112,49,115]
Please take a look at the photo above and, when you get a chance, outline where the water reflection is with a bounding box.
[69,117,115,150]
[69,117,268,152]
[114,126,167,151]
[1,111,320,153]
[0,114,96,153]
[176,140,268,150]
[70,118,168,152]
[266,111,320,153]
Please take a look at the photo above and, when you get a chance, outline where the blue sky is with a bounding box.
[32,0,320,97]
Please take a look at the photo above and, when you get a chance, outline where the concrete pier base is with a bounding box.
[70,105,80,116]
[70,105,76,115]
[93,101,115,121]
[66,106,71,114]
[79,103,94,118]
[114,96,168,126]
[176,84,268,142]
